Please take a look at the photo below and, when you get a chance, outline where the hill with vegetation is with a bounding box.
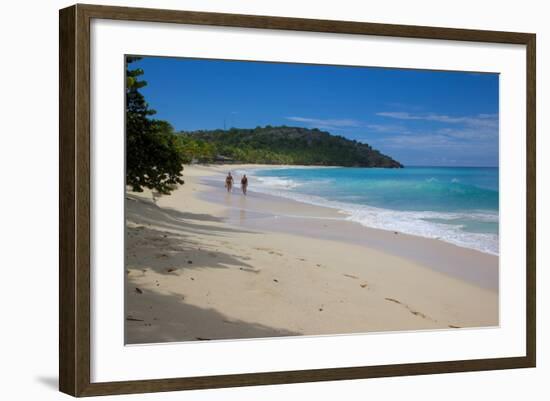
[177,126,403,168]
[125,56,401,195]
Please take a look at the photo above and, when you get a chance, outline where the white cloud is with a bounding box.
[437,127,497,140]
[285,117,413,135]
[285,112,499,156]
[375,132,497,154]
[376,111,498,130]
[285,116,361,130]
[379,134,456,149]
[365,124,412,135]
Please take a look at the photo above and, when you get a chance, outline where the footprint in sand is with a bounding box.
[239,267,261,274]
[148,237,166,243]
[384,297,433,321]
[254,247,283,256]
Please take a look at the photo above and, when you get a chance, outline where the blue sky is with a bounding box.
[131,56,499,167]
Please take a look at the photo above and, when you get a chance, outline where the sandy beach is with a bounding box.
[125,164,499,344]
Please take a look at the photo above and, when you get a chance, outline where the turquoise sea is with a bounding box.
[235,166,499,255]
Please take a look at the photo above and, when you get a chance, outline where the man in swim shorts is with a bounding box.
[241,174,248,195]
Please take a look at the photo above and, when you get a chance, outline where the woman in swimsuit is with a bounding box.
[225,172,234,192]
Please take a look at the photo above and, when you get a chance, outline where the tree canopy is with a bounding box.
[126,57,185,194]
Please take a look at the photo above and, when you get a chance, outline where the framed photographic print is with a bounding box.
[59,4,536,397]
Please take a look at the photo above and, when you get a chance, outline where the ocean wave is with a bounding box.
[254,176,302,189]
[342,206,499,255]
[242,170,499,255]
[234,168,334,189]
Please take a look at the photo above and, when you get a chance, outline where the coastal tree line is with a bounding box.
[180,126,402,168]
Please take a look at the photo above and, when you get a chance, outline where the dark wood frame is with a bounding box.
[59,3,536,397]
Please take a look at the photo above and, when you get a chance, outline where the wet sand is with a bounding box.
[200,178,499,291]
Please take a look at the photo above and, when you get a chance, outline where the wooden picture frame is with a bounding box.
[59,3,536,397]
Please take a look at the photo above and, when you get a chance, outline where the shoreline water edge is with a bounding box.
[218,165,499,255]
[124,163,499,344]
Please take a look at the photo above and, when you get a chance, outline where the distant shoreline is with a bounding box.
[189,162,498,168]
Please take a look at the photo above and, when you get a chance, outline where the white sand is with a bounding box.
[125,164,498,344]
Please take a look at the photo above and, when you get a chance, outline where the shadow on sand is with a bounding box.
[125,287,299,344]
[125,194,258,274]
[125,194,298,343]
[126,193,256,234]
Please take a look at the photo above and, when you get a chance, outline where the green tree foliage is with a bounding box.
[177,126,403,167]
[126,57,185,194]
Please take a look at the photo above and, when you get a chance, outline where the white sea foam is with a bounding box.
[341,206,499,255]
[254,176,302,189]
[240,169,499,255]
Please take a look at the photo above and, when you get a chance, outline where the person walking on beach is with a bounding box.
[241,174,248,195]
[225,172,234,193]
